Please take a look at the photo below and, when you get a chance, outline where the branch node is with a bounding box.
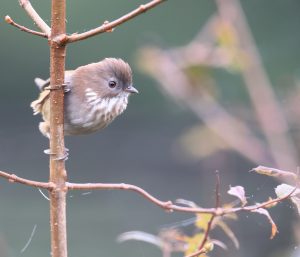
[52,34,68,45]
[8,174,17,183]
[18,0,27,8]
[163,200,174,211]
[103,20,114,32]
[215,207,224,216]
[139,4,147,12]
[5,15,13,24]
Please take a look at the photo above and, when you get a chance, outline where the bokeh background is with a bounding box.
[1,0,300,257]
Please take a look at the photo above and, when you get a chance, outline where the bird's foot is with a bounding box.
[44,147,69,160]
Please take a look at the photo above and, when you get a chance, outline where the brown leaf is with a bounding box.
[251,208,278,239]
[227,186,247,206]
[217,220,239,248]
[252,166,297,180]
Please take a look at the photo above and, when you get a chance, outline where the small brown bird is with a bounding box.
[31,58,138,137]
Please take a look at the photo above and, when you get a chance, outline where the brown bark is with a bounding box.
[49,0,67,256]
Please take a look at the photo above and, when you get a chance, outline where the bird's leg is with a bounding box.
[44,82,70,92]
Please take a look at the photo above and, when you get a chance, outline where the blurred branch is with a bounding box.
[0,170,54,189]
[18,0,51,34]
[66,0,166,43]
[5,15,48,38]
[139,47,272,164]
[215,0,298,170]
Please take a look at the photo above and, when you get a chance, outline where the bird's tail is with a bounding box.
[31,77,51,115]
[34,77,50,91]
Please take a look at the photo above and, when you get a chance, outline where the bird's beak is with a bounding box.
[125,85,139,94]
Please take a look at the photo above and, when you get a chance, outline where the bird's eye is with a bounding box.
[108,80,117,88]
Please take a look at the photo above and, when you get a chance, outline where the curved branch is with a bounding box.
[5,15,48,38]
[67,181,296,215]
[67,0,166,43]
[0,172,294,215]
[67,182,215,213]
[18,0,51,35]
[0,170,54,189]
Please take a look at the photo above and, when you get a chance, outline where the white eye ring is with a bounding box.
[108,80,117,88]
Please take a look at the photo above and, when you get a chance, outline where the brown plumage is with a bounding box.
[31,58,138,137]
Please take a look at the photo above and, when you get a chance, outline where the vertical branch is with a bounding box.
[49,0,67,257]
[215,0,298,170]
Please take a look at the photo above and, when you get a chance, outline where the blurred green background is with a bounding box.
[1,1,300,257]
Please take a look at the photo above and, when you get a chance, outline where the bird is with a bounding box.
[31,58,138,138]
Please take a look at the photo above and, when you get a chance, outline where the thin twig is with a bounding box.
[0,170,54,189]
[0,171,294,216]
[67,0,166,43]
[18,0,51,34]
[67,181,295,215]
[241,186,297,212]
[5,15,48,38]
[215,171,221,208]
[186,172,221,257]
[67,182,175,210]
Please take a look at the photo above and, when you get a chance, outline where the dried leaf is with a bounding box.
[252,166,297,180]
[176,199,199,208]
[184,233,211,257]
[184,233,204,256]
[251,208,278,239]
[210,239,227,250]
[264,197,278,209]
[227,186,247,206]
[195,214,213,230]
[275,184,300,216]
[275,184,300,198]
[290,196,300,216]
[217,220,239,248]
[117,231,163,248]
